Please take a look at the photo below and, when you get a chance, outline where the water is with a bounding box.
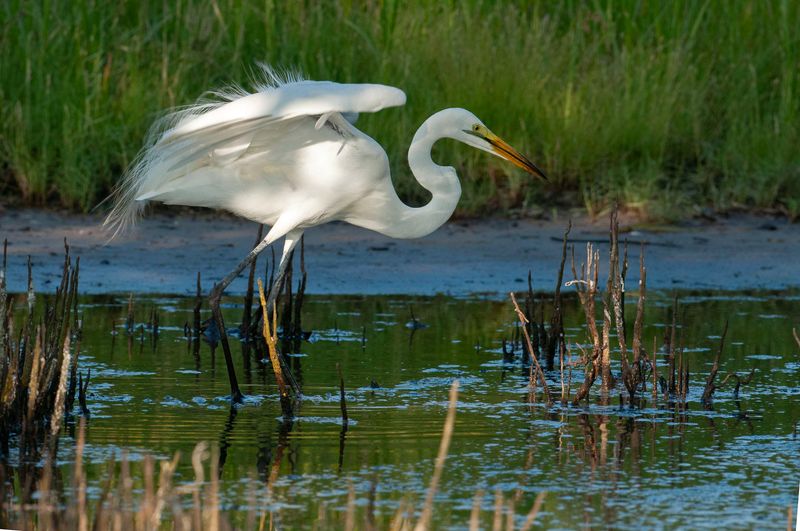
[4,291,800,529]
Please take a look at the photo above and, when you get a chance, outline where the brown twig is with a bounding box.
[719,368,755,398]
[546,221,571,370]
[651,336,659,402]
[632,245,646,392]
[667,297,678,396]
[510,293,552,405]
[257,279,293,418]
[702,320,729,406]
[337,362,348,428]
[192,272,202,359]
[568,241,601,404]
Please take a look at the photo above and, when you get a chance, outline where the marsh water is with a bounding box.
[4,290,800,529]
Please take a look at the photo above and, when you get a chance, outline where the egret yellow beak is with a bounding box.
[464,125,548,181]
[483,130,548,181]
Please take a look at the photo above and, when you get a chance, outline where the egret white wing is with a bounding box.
[104,67,405,236]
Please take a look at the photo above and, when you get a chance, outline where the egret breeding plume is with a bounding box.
[105,66,547,402]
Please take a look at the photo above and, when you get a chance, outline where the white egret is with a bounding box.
[105,65,547,402]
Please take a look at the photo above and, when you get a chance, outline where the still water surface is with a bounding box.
[9,291,800,528]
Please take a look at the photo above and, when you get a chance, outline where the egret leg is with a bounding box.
[264,230,304,313]
[208,228,303,403]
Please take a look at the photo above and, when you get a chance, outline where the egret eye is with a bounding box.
[472,124,480,132]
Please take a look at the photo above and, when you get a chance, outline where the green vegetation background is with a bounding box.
[1,0,798,219]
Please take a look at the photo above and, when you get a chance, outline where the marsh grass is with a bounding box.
[2,1,798,218]
[1,382,546,530]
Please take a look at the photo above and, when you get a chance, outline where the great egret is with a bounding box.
[105,66,546,402]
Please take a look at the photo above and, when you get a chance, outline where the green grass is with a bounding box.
[1,0,798,219]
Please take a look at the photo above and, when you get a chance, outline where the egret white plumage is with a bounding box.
[105,66,547,402]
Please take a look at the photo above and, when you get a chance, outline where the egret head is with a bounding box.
[448,109,548,181]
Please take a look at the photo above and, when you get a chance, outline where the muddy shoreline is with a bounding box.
[2,208,797,297]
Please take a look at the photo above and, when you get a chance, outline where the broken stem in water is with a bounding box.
[702,320,729,406]
[510,292,552,405]
[569,242,600,404]
[257,279,293,418]
[337,362,348,428]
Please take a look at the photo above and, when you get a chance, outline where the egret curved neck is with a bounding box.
[369,113,462,239]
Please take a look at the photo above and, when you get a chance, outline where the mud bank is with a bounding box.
[2,209,797,296]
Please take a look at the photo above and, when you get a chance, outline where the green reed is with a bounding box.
[1,0,797,218]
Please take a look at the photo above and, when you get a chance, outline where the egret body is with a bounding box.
[106,66,546,401]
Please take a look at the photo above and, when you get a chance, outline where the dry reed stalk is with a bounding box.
[193,272,202,339]
[50,334,71,437]
[0,243,85,459]
[74,418,88,531]
[0,238,6,294]
[607,217,626,373]
[344,483,356,531]
[26,328,43,422]
[257,278,293,417]
[365,477,378,531]
[2,320,18,406]
[139,454,156,525]
[119,451,133,530]
[518,492,546,531]
[312,502,326,531]
[414,380,459,531]
[505,498,515,530]
[492,490,504,531]
[793,328,800,349]
[569,243,601,404]
[702,320,729,405]
[566,344,574,403]
[559,332,567,403]
[151,454,179,529]
[35,454,54,528]
[609,214,643,403]
[78,369,90,416]
[676,351,683,406]
[92,457,116,531]
[389,498,411,531]
[632,247,646,380]
[26,256,35,314]
[667,297,678,396]
[523,273,536,366]
[469,490,484,531]
[510,293,552,405]
[682,358,689,403]
[600,302,612,395]
[337,362,349,427]
[65,320,82,415]
[206,446,221,531]
[511,445,537,510]
[126,293,134,333]
[189,442,208,530]
[241,477,258,531]
[546,221,571,370]
[652,336,660,402]
[598,211,627,394]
